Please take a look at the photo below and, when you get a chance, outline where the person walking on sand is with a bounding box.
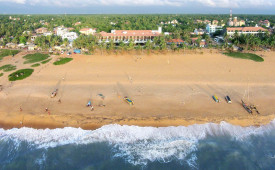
[20,107,22,112]
[45,108,48,112]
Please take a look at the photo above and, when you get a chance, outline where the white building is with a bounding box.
[61,32,78,42]
[43,32,53,36]
[56,27,78,42]
[206,24,223,34]
[80,28,96,35]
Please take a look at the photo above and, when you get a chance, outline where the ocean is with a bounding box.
[1,120,275,170]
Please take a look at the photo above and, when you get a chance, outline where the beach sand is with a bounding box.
[0,49,275,129]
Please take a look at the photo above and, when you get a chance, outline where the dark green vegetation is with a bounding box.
[23,53,50,64]
[53,58,73,65]
[0,49,20,60]
[0,73,3,77]
[8,69,34,81]
[0,64,17,72]
[31,63,40,67]
[224,52,264,62]
[0,14,274,52]
[41,58,52,64]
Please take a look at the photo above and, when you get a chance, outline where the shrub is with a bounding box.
[223,52,264,62]
[0,64,17,72]
[23,53,50,64]
[53,58,73,65]
[9,69,34,81]
[31,63,40,67]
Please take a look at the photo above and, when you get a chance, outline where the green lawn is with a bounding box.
[41,58,52,64]
[23,53,50,64]
[223,52,264,62]
[0,73,3,77]
[31,63,40,67]
[53,58,73,65]
[0,64,17,72]
[0,49,20,60]
[8,69,34,81]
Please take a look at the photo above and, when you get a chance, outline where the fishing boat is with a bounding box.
[124,96,134,105]
[86,101,91,107]
[212,95,220,103]
[241,100,252,114]
[51,89,58,98]
[225,96,232,104]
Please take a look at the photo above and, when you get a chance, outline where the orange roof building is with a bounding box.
[226,27,267,36]
[98,27,163,43]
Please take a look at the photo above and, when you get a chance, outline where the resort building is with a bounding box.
[192,29,205,35]
[206,24,223,34]
[98,27,163,44]
[259,20,270,27]
[80,28,97,35]
[35,27,48,34]
[226,27,267,36]
[167,39,185,46]
[55,26,78,42]
[212,20,219,25]
[74,22,81,26]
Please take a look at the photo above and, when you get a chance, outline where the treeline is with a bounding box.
[227,32,275,50]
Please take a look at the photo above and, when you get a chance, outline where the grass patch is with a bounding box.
[0,49,20,60]
[0,64,17,72]
[53,58,73,65]
[31,63,40,67]
[0,73,3,77]
[224,52,264,62]
[23,53,50,64]
[41,58,52,64]
[8,69,34,81]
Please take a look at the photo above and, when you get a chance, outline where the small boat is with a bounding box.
[51,89,58,98]
[124,96,134,105]
[241,100,252,114]
[225,96,232,104]
[86,101,91,107]
[212,95,220,103]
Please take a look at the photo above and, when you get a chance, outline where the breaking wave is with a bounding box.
[1,119,275,166]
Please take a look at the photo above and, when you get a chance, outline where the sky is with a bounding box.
[0,0,274,14]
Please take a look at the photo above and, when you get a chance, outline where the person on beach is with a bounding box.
[20,107,22,112]
[45,108,48,112]
[90,106,94,111]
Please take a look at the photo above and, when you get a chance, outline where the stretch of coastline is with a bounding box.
[1,49,275,130]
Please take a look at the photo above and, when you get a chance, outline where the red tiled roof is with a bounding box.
[80,28,96,31]
[99,30,160,37]
[227,27,267,32]
[168,39,184,43]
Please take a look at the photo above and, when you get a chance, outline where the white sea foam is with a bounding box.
[1,119,275,165]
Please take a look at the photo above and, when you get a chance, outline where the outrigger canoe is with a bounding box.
[241,100,252,114]
[212,95,220,103]
[124,96,134,105]
[86,101,91,107]
[51,89,58,98]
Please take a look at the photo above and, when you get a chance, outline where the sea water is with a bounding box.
[1,120,275,170]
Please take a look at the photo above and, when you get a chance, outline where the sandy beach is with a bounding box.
[0,49,275,130]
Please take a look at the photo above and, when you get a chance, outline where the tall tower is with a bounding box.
[229,9,232,22]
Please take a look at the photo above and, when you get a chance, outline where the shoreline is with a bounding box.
[1,50,275,130]
[1,112,275,130]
